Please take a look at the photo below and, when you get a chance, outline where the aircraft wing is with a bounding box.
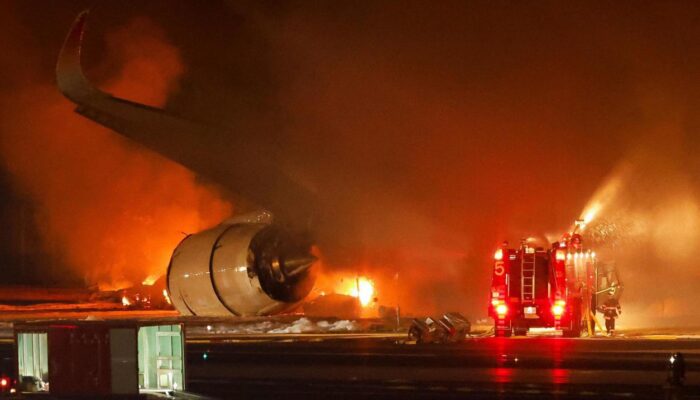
[57,11,316,232]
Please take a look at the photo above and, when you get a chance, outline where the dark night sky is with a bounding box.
[2,1,700,319]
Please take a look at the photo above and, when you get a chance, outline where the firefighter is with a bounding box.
[570,233,583,251]
[600,294,621,336]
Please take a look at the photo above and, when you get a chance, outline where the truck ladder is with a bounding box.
[521,252,536,302]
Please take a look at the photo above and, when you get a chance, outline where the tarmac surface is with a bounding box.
[181,334,700,399]
[1,311,700,399]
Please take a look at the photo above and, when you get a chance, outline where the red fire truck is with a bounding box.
[488,233,604,337]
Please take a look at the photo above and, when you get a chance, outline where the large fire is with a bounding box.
[349,277,375,307]
[0,15,232,291]
[324,275,376,308]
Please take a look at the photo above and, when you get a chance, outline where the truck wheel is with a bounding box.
[513,328,528,336]
[562,329,580,338]
[495,328,512,337]
[563,319,582,338]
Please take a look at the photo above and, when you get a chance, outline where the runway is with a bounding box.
[185,336,700,399]
[1,316,700,399]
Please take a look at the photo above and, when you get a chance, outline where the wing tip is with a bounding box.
[56,10,99,103]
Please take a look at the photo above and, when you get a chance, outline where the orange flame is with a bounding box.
[334,276,375,307]
[0,17,232,290]
[142,275,159,286]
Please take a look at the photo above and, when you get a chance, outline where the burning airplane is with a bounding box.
[57,12,317,316]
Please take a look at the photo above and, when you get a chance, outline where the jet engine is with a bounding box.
[167,212,316,316]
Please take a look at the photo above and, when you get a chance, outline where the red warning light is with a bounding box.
[1,378,8,387]
[552,300,566,317]
[494,248,504,261]
[496,304,508,316]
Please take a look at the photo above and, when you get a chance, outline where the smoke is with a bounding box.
[4,2,700,325]
[230,1,700,320]
[581,130,700,328]
[0,10,231,289]
[231,1,625,318]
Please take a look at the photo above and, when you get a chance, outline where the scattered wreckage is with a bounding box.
[408,312,471,344]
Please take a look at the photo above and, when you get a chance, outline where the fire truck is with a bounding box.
[488,231,621,337]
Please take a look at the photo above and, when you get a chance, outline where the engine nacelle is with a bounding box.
[167,212,316,316]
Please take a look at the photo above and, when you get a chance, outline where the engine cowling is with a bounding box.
[166,212,316,316]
